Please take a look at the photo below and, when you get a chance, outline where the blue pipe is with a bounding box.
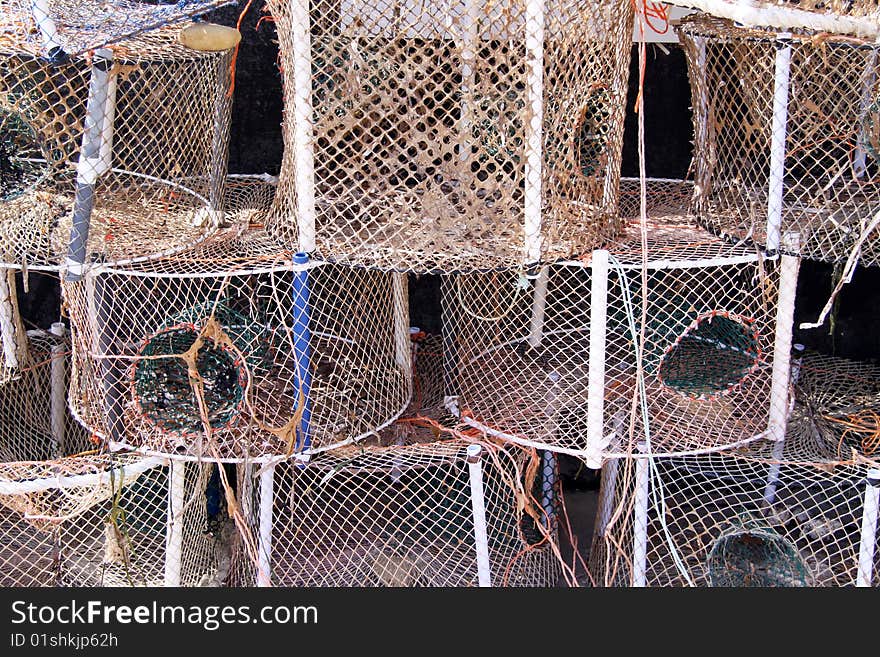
[540,450,557,531]
[291,252,313,455]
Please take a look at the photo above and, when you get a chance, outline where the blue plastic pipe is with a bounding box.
[291,252,313,455]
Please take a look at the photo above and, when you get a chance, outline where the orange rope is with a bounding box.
[226,0,259,99]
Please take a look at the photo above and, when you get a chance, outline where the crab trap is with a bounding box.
[0,329,222,587]
[227,440,561,587]
[62,226,413,460]
[442,179,794,462]
[588,413,880,587]
[0,24,234,271]
[678,15,880,267]
[264,0,634,272]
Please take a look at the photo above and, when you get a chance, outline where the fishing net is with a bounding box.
[678,15,880,267]
[227,440,561,587]
[0,329,221,587]
[588,415,880,586]
[443,178,784,459]
[1,0,234,57]
[0,25,233,270]
[62,218,413,460]
[795,351,880,461]
[265,0,634,272]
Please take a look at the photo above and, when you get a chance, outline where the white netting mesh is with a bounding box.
[0,25,234,270]
[679,15,880,267]
[228,441,561,587]
[265,0,634,272]
[1,0,234,57]
[589,417,880,587]
[443,179,783,458]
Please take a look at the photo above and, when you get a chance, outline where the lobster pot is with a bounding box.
[1,0,231,56]
[795,352,880,462]
[266,0,634,272]
[0,333,215,587]
[588,417,880,587]
[62,230,412,460]
[229,441,561,587]
[0,26,233,270]
[0,455,219,586]
[678,16,880,267]
[444,179,782,457]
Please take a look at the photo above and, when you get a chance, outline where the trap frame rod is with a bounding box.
[31,0,67,62]
[291,0,316,253]
[523,0,545,267]
[766,33,792,254]
[65,48,117,282]
[856,468,880,587]
[467,444,492,587]
[585,249,610,468]
[632,442,650,587]
[257,463,275,586]
[164,459,186,586]
[49,321,67,456]
[0,271,19,369]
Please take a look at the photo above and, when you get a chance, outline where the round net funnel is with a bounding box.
[588,417,880,587]
[265,0,634,272]
[63,228,413,461]
[1,0,234,57]
[678,16,880,267]
[795,352,880,461]
[229,441,561,587]
[707,523,810,587]
[443,179,781,458]
[0,26,233,270]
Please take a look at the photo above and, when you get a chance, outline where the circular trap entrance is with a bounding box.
[658,312,761,399]
[707,525,810,587]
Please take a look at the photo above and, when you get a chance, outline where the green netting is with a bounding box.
[657,312,761,399]
[0,108,49,201]
[131,303,266,436]
[707,522,811,587]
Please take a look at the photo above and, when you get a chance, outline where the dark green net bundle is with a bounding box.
[658,312,762,399]
[707,523,811,587]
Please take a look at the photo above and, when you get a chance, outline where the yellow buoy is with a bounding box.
[178,24,242,52]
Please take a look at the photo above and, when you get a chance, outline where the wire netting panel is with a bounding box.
[795,352,880,462]
[266,0,634,272]
[0,27,233,270]
[229,442,561,586]
[443,202,781,456]
[1,0,233,56]
[63,232,412,460]
[589,422,880,587]
[679,16,880,267]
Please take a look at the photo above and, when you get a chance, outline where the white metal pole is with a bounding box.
[458,0,480,164]
[632,443,650,587]
[766,34,792,253]
[392,273,411,374]
[693,36,711,205]
[857,468,880,587]
[767,232,800,444]
[528,266,550,348]
[0,271,19,370]
[257,464,275,587]
[597,456,619,537]
[292,0,316,253]
[466,444,492,587]
[585,249,610,469]
[49,322,67,457]
[30,0,65,60]
[523,0,545,266]
[164,460,186,587]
